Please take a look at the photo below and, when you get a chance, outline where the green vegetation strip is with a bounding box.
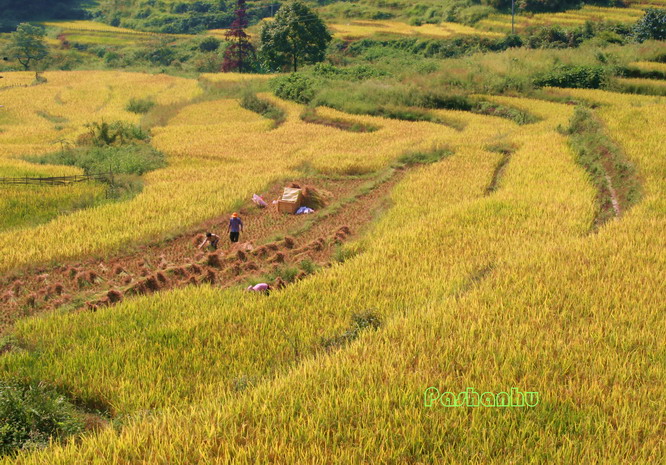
[564,106,641,230]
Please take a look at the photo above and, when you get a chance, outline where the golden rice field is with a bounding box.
[476,5,651,33]
[615,76,666,95]
[41,21,183,46]
[0,82,663,463]
[0,71,458,271]
[328,20,502,39]
[0,71,201,162]
[199,72,277,83]
[627,60,666,74]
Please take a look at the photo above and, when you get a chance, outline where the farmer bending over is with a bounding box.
[198,232,220,250]
[228,212,243,243]
[246,283,271,294]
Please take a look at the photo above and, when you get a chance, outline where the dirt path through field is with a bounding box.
[0,169,405,334]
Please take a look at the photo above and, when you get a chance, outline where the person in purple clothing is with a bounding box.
[246,283,271,294]
[228,212,243,243]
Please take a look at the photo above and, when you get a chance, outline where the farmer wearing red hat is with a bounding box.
[228,212,243,243]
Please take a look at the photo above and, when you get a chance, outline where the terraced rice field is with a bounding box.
[0,66,664,462]
[328,20,503,39]
[477,4,655,33]
[41,21,183,45]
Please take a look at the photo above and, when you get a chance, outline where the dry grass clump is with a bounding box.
[126,280,146,296]
[227,263,242,276]
[189,263,203,275]
[252,246,268,258]
[145,276,160,292]
[202,269,217,284]
[156,272,168,285]
[113,265,125,275]
[265,242,279,251]
[309,238,326,251]
[75,271,97,288]
[236,250,247,261]
[283,236,296,249]
[268,252,285,264]
[193,234,205,247]
[122,276,133,285]
[50,283,64,295]
[333,231,347,243]
[273,277,286,289]
[11,280,24,295]
[172,267,188,278]
[206,253,222,268]
[107,289,124,304]
[301,185,332,209]
[25,293,38,307]
[244,262,259,271]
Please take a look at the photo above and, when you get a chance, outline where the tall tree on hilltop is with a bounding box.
[222,0,255,73]
[259,1,331,72]
[4,23,48,71]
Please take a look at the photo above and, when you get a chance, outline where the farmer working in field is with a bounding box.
[228,212,243,243]
[246,283,271,294]
[198,232,220,250]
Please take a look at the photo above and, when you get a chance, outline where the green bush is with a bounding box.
[239,92,286,128]
[83,121,149,147]
[126,97,156,114]
[634,8,666,42]
[533,65,609,89]
[198,36,221,52]
[28,144,166,176]
[0,380,84,456]
[397,148,452,166]
[271,73,319,104]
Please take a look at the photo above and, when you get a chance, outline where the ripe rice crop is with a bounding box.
[199,73,277,83]
[328,20,502,40]
[477,5,648,32]
[0,75,490,272]
[627,61,666,74]
[615,77,666,95]
[0,72,663,462]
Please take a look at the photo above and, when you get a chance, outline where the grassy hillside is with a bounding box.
[0,82,664,462]
[0,0,665,462]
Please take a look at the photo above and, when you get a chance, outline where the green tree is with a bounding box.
[259,1,331,72]
[4,23,48,71]
[634,8,666,42]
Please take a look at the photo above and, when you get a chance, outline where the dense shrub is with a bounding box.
[126,97,156,114]
[82,121,149,147]
[271,73,319,104]
[310,63,389,80]
[28,144,166,176]
[525,25,584,49]
[0,380,84,456]
[634,8,666,42]
[240,92,286,127]
[533,65,609,89]
[198,36,221,52]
